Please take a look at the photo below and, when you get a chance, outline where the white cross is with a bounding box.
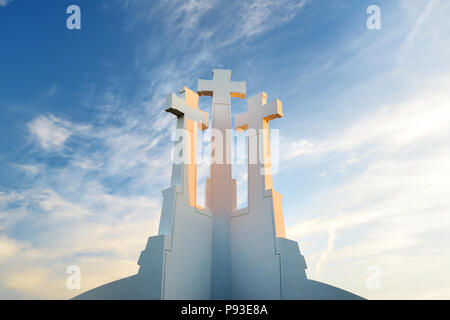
[166,87,208,129]
[235,92,282,188]
[166,87,208,208]
[235,93,286,238]
[198,70,245,298]
[198,69,246,104]
[235,92,282,132]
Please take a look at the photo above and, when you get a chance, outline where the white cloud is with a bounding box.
[231,0,308,42]
[28,115,78,151]
[315,228,336,276]
[167,0,218,32]
[121,0,218,34]
[0,0,11,7]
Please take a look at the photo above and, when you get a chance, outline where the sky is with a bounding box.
[0,0,449,299]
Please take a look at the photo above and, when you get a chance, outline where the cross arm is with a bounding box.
[165,93,208,129]
[262,99,283,121]
[230,81,246,99]
[197,69,246,99]
[197,79,214,97]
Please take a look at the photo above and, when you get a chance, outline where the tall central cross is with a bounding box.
[198,70,246,164]
[198,69,246,104]
[198,69,246,299]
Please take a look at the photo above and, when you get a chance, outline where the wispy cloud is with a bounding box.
[0,0,12,7]
[121,0,311,118]
[226,0,309,44]
[28,115,72,151]
[28,115,90,152]
[315,228,336,276]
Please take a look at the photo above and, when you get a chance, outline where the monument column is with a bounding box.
[235,92,286,238]
[158,87,208,235]
[198,69,246,299]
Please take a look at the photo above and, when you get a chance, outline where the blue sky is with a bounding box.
[1,0,450,299]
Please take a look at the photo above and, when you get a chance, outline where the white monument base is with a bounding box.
[73,188,363,300]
